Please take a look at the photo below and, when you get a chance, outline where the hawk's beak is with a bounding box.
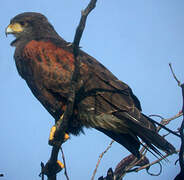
[5,23,23,37]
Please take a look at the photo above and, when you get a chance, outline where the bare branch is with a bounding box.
[60,147,70,180]
[73,0,97,56]
[168,63,184,180]
[146,116,180,138]
[91,140,114,180]
[150,112,183,132]
[146,161,162,176]
[175,84,184,179]
[44,0,98,179]
[134,150,179,173]
[169,63,181,87]
[53,0,98,145]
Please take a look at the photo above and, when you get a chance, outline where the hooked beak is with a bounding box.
[5,23,23,37]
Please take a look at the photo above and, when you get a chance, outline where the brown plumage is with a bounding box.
[6,12,175,158]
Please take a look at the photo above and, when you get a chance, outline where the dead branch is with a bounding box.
[150,112,183,132]
[146,116,180,137]
[174,84,184,179]
[133,150,179,173]
[55,0,98,141]
[53,0,98,144]
[60,147,70,180]
[91,140,114,180]
[169,63,181,87]
[169,63,184,179]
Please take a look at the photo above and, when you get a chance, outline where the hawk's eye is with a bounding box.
[19,21,26,26]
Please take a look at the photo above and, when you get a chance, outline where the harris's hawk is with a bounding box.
[6,12,175,158]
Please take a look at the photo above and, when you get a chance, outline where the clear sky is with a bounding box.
[1,0,184,179]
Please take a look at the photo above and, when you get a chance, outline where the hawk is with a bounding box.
[6,12,175,158]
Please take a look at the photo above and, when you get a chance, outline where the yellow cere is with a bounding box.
[57,160,64,169]
[6,23,23,34]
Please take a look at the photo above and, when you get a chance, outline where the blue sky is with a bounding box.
[1,0,184,179]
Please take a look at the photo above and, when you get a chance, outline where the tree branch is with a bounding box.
[133,150,179,173]
[54,0,98,144]
[42,0,98,179]
[91,140,114,180]
[60,147,70,180]
[169,63,181,87]
[169,63,184,179]
[175,84,184,179]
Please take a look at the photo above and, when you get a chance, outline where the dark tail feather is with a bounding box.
[113,111,176,157]
[96,127,141,158]
[140,113,176,154]
[126,112,176,155]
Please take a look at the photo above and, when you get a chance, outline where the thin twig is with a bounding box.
[73,0,97,56]
[134,150,179,173]
[60,147,70,180]
[162,112,183,124]
[150,112,183,132]
[146,117,180,137]
[146,161,162,176]
[91,140,114,180]
[149,114,164,120]
[169,63,181,87]
[127,161,163,176]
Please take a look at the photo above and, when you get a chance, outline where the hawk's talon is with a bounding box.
[49,133,69,146]
[57,160,64,169]
[49,114,70,146]
[49,126,57,141]
[64,133,70,141]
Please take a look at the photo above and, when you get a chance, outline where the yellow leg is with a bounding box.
[49,113,70,145]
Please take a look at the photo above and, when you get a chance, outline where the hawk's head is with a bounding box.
[6,12,58,46]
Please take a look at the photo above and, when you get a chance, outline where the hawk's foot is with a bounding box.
[48,114,70,146]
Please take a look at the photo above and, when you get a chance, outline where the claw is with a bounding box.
[64,133,70,142]
[49,113,70,146]
[49,126,57,141]
[57,160,64,169]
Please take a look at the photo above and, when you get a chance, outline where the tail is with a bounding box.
[111,111,176,158]
[97,127,141,158]
[124,112,176,155]
[139,113,176,154]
